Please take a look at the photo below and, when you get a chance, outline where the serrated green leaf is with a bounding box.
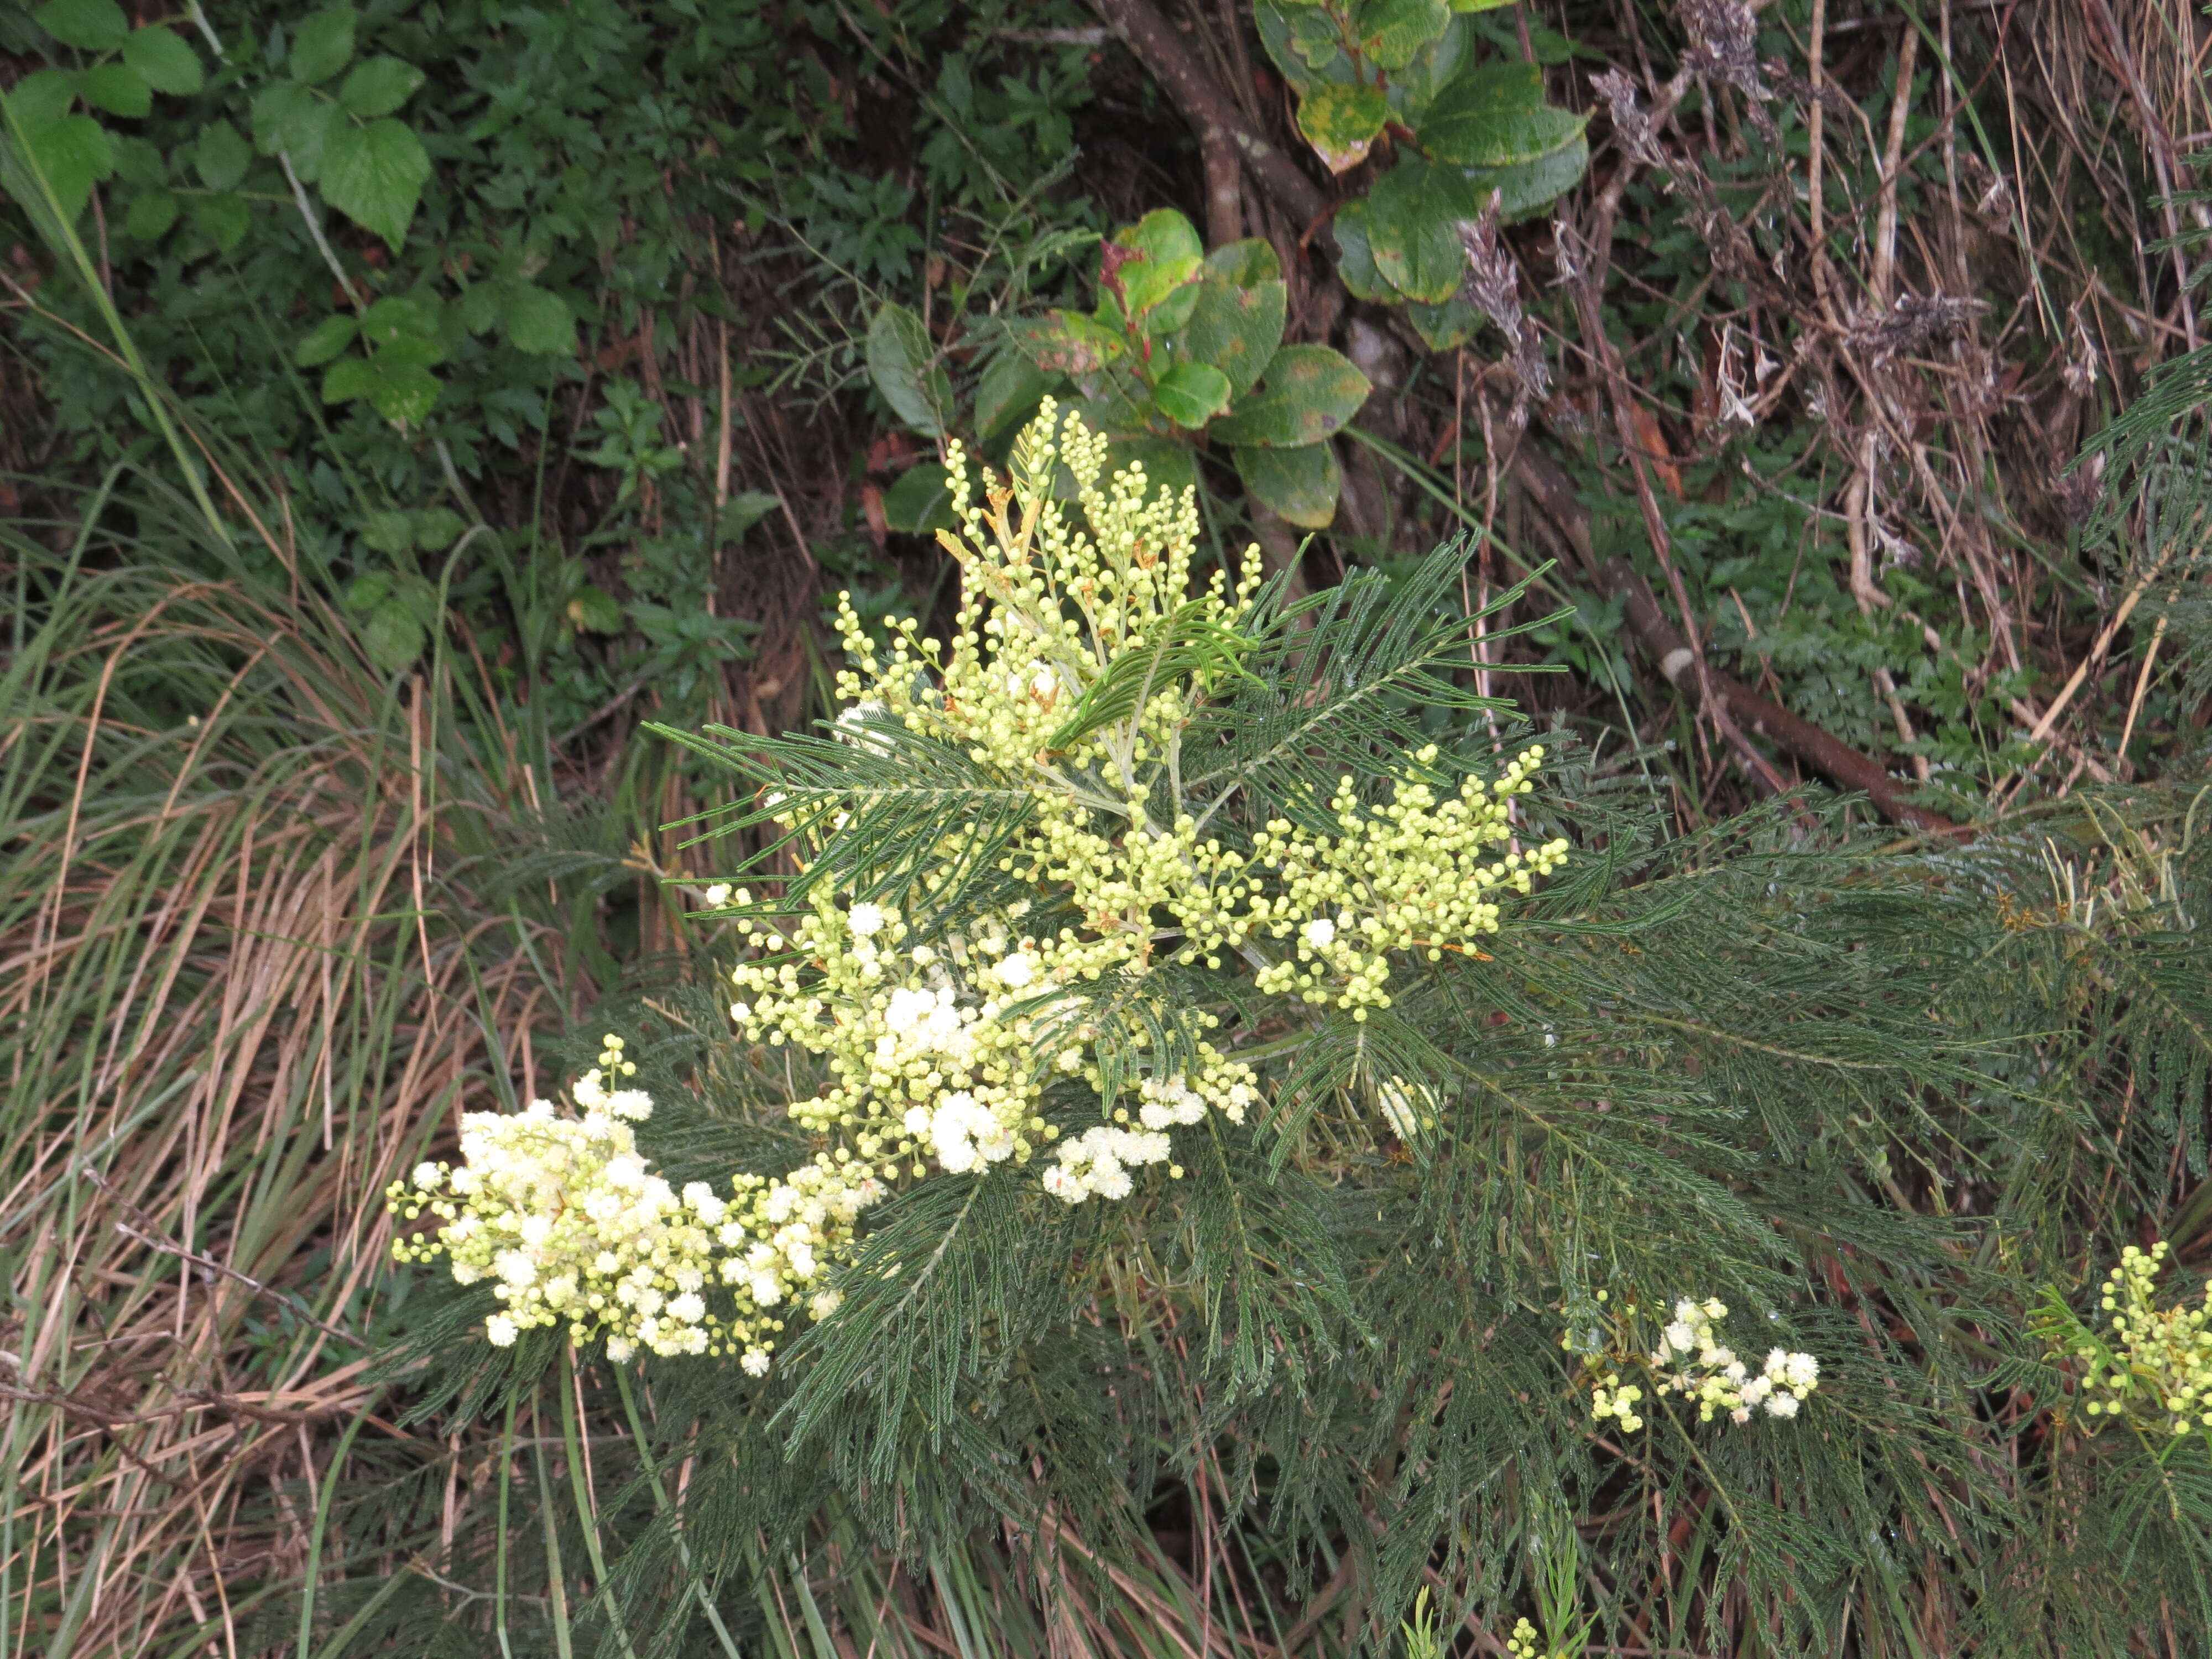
[1171,257,1286,400]
[1419,61,1587,167]
[251,81,343,181]
[120,25,204,96]
[123,186,176,240]
[413,507,466,550]
[76,64,149,119]
[359,509,414,554]
[294,313,359,367]
[503,285,572,355]
[33,0,127,52]
[319,117,428,249]
[193,119,248,192]
[322,338,441,429]
[290,6,357,84]
[567,584,624,634]
[1234,441,1342,529]
[1108,208,1203,320]
[1365,155,1474,302]
[21,112,114,221]
[7,69,76,139]
[1208,345,1371,448]
[339,55,424,119]
[865,302,948,436]
[1294,82,1390,174]
[1461,130,1590,220]
[343,568,394,609]
[1355,0,1449,70]
[359,294,438,349]
[1152,361,1233,430]
[191,191,249,254]
[360,598,427,676]
[320,356,377,404]
[882,462,954,535]
[1329,200,1397,302]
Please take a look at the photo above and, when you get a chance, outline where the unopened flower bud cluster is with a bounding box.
[388,1037,877,1374]
[1589,1297,1818,1432]
[2068,1242,2212,1436]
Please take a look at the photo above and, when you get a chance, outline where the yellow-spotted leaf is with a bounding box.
[1295,82,1390,174]
[1209,345,1370,449]
[1364,155,1476,302]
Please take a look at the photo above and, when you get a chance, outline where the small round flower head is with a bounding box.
[1593,1296,1817,1431]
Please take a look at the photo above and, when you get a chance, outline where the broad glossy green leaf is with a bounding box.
[1405,295,1481,351]
[360,598,427,675]
[1295,82,1390,174]
[1109,207,1202,320]
[1253,0,1345,91]
[1420,61,1587,167]
[865,301,948,436]
[1204,238,1281,288]
[1152,361,1232,430]
[882,462,954,534]
[974,344,1058,442]
[192,118,249,192]
[503,285,572,355]
[1234,440,1341,529]
[33,0,127,52]
[77,64,149,119]
[1209,345,1371,448]
[1329,200,1397,302]
[1461,131,1590,220]
[290,6,357,84]
[1355,0,1449,70]
[1171,262,1286,400]
[294,313,359,367]
[123,186,177,240]
[319,117,428,249]
[1383,12,1472,122]
[120,25,204,96]
[340,56,424,119]
[1365,155,1474,302]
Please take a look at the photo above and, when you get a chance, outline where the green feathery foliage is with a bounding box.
[359,406,2212,1658]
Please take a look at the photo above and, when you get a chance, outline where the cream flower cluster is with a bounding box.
[784,404,1562,1206]
[2071,1242,2212,1435]
[389,1036,881,1373]
[1590,1298,1819,1432]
